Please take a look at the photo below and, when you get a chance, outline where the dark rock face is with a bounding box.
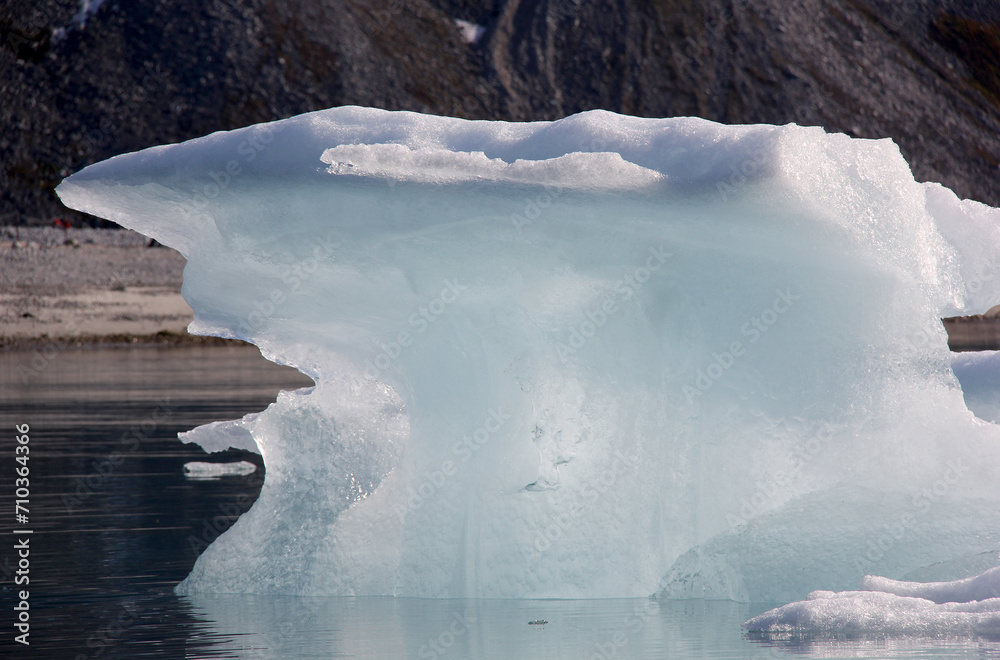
[2,0,999,225]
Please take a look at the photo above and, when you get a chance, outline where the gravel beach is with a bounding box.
[0,226,234,349]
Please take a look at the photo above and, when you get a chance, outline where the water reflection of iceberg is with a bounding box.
[57,107,1000,604]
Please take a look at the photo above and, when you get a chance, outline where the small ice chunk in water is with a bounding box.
[744,566,1000,636]
[183,461,257,479]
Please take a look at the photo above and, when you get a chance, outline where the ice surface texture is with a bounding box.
[56,107,1000,599]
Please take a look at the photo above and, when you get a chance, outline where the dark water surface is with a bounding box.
[4,346,1000,659]
[0,344,311,658]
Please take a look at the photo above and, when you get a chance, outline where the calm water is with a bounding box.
[3,345,1000,658]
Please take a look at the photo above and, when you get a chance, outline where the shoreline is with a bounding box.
[6,323,997,354]
[0,330,246,352]
[1,226,198,349]
[4,226,1000,354]
[943,316,1000,352]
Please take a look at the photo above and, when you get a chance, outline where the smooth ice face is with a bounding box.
[56,107,1000,600]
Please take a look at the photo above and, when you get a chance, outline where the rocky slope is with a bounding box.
[2,0,999,225]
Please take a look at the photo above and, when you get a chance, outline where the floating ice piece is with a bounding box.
[743,566,1000,636]
[55,107,1000,599]
[743,591,1000,636]
[183,461,257,479]
[180,416,260,453]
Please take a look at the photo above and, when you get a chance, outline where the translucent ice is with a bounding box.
[56,107,1000,599]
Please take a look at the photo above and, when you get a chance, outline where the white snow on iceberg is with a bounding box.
[453,18,485,44]
[56,107,1000,601]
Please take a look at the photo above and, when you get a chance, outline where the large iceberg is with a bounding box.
[56,107,1000,600]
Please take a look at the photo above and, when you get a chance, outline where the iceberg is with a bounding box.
[56,106,1000,600]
